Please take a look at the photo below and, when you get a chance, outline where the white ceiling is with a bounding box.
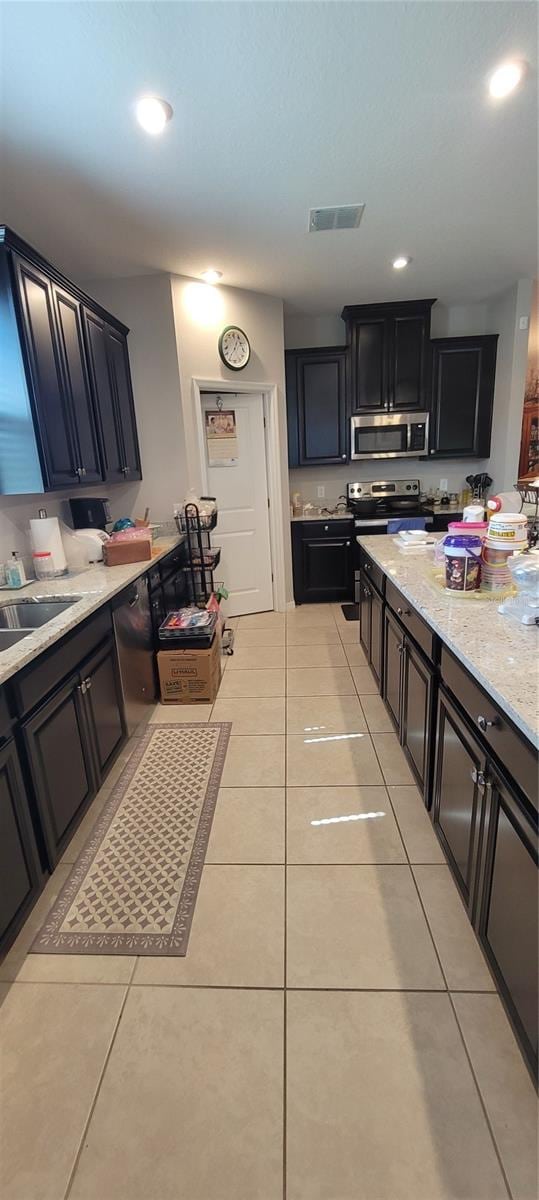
[1,1,537,315]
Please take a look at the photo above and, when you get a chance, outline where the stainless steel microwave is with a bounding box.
[350,411,429,460]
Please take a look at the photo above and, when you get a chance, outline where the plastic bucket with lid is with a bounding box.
[448,520,488,538]
[487,513,528,548]
[443,534,482,592]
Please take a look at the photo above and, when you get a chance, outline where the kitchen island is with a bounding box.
[357,534,538,1081]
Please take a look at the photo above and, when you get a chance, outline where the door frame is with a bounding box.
[192,377,287,612]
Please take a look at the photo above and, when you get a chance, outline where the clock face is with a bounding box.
[218,325,250,371]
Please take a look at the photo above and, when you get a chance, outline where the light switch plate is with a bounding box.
[440,478,448,492]
[317,486,325,498]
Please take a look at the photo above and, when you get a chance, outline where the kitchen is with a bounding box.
[1,2,538,1199]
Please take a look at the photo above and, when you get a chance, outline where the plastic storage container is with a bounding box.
[443,534,482,592]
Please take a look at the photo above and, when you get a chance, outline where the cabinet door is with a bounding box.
[0,737,42,951]
[52,284,103,483]
[22,674,96,867]
[401,638,434,798]
[432,688,486,910]
[391,314,430,411]
[429,336,497,458]
[83,639,126,780]
[359,571,372,661]
[370,586,383,687]
[300,537,353,602]
[82,308,125,483]
[383,607,403,732]
[296,351,348,466]
[106,325,142,481]
[476,772,538,1075]
[350,318,388,412]
[12,254,79,489]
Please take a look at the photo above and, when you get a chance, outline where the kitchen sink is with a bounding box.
[0,629,33,648]
[0,596,83,630]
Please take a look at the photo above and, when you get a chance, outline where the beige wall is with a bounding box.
[170,276,293,602]
[486,279,533,491]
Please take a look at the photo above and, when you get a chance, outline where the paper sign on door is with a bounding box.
[205,409,238,466]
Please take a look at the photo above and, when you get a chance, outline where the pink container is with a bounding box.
[448,521,488,537]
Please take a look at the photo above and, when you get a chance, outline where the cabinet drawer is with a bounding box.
[298,520,353,539]
[385,578,435,662]
[441,648,537,811]
[358,547,384,595]
[13,606,112,717]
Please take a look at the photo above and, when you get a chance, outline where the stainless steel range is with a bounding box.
[347,478,433,601]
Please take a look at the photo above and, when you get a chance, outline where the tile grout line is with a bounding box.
[282,616,290,1200]
[62,957,138,1200]
[375,738,513,1200]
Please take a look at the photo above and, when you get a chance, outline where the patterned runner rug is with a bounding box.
[31,722,231,957]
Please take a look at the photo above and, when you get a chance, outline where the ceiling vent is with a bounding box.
[308,204,365,232]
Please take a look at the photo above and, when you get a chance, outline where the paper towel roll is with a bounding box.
[30,517,67,574]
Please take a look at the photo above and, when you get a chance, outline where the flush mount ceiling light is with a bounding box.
[200,269,223,284]
[488,60,526,99]
[135,96,173,134]
[392,256,411,270]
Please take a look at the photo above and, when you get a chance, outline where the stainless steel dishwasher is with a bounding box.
[112,574,156,734]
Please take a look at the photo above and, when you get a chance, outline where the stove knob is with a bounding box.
[406,484,411,491]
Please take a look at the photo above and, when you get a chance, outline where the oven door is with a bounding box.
[351,412,429,459]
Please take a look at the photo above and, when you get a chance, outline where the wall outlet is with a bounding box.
[519,316,529,331]
[439,478,448,493]
[317,486,325,499]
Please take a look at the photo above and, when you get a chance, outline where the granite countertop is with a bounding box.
[357,535,539,748]
[0,536,184,687]
[291,511,353,522]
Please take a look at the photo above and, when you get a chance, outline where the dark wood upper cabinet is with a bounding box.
[82,310,141,483]
[342,299,435,413]
[285,347,348,467]
[52,283,103,484]
[429,335,498,458]
[0,226,142,494]
[11,254,80,490]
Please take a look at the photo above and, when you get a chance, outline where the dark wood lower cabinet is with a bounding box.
[432,688,486,911]
[476,771,538,1077]
[22,673,97,866]
[359,570,383,685]
[21,635,126,868]
[401,638,434,800]
[83,639,126,777]
[0,737,42,947]
[383,606,403,732]
[292,522,354,603]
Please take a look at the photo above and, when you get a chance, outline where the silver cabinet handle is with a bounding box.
[477,714,499,733]
[324,525,329,531]
[471,768,491,794]
[129,592,140,607]
[84,677,92,690]
[363,586,370,597]
[397,606,411,617]
[341,454,346,460]
[397,643,405,655]
[81,467,87,476]
[78,680,86,695]
[74,466,82,476]
[345,541,351,547]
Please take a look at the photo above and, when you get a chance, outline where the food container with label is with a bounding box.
[486,513,528,548]
[443,533,482,592]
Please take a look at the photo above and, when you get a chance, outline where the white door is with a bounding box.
[201,393,274,617]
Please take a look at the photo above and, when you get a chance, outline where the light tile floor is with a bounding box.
[1,603,537,1200]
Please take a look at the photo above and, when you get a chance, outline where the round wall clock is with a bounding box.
[218,325,251,371]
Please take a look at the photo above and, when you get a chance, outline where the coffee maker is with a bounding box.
[69,497,112,531]
[68,498,112,564]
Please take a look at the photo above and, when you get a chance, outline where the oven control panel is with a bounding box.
[347,479,420,500]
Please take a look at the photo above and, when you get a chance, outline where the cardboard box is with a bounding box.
[157,631,221,704]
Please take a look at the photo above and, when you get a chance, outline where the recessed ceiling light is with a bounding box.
[488,61,526,99]
[200,269,223,285]
[135,96,173,135]
[392,256,411,270]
